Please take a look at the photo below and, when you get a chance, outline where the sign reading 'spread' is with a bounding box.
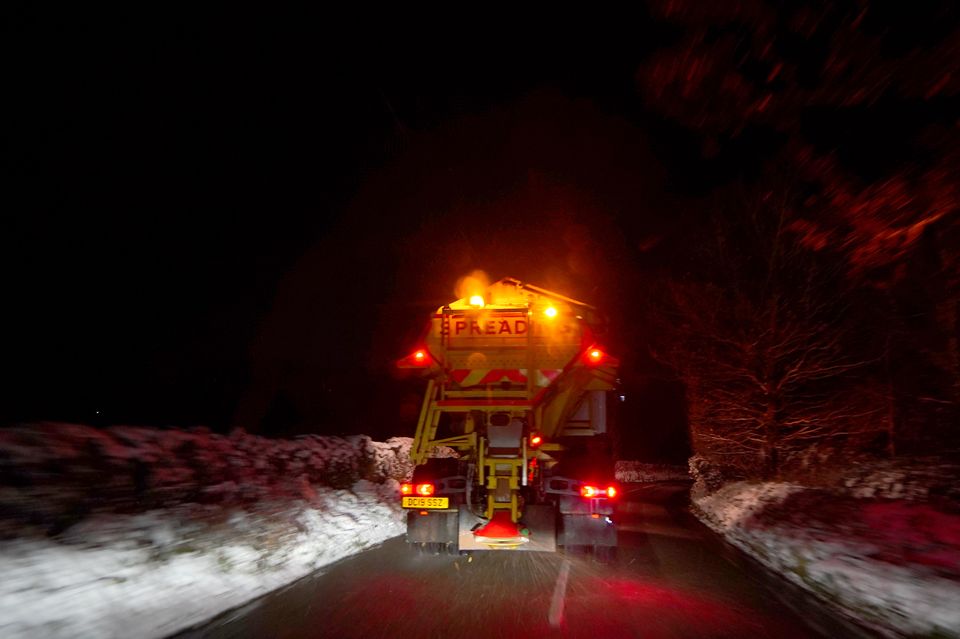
[442,315,528,337]
[436,312,577,349]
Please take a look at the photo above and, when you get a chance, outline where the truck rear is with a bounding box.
[397,277,620,553]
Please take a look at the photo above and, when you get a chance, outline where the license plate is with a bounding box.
[402,496,449,509]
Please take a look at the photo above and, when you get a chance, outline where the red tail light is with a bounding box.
[398,349,432,369]
[580,484,618,499]
[585,348,605,365]
[400,483,413,495]
[415,483,435,496]
[529,433,543,447]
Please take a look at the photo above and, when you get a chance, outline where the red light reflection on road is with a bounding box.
[559,576,772,638]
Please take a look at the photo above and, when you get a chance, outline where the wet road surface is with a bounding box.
[177,482,867,639]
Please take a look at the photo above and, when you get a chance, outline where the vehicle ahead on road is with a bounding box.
[397,277,620,554]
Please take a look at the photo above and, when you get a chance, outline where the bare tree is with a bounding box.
[638,1,960,456]
[650,197,885,478]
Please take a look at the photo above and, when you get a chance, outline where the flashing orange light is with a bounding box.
[544,306,557,318]
[469,295,485,308]
[529,433,543,447]
[581,485,599,498]
[400,483,413,495]
[606,485,618,499]
[415,483,435,496]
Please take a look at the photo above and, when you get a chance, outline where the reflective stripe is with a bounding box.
[478,369,528,384]
[540,369,560,382]
[449,369,562,388]
[436,399,532,407]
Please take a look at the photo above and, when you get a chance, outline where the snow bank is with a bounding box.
[614,461,689,483]
[0,425,429,639]
[694,481,803,531]
[0,424,417,535]
[694,481,960,637]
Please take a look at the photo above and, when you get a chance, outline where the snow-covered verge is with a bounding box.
[693,477,960,637]
[615,460,689,483]
[0,424,428,639]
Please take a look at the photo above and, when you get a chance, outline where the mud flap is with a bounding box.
[406,510,458,545]
[457,504,557,552]
[559,513,617,547]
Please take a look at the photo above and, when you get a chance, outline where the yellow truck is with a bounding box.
[397,277,620,553]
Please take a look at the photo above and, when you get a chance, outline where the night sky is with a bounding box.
[5,5,956,461]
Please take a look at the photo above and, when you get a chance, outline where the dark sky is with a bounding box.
[5,5,948,459]
[3,8,673,431]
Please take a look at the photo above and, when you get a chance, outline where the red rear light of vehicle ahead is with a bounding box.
[415,483,435,496]
[529,433,543,447]
[397,348,432,369]
[400,483,413,495]
[584,347,606,365]
[580,484,618,499]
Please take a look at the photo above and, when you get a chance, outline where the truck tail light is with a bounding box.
[400,483,413,495]
[529,432,543,447]
[397,348,432,369]
[585,348,606,365]
[415,483,435,496]
[580,484,618,499]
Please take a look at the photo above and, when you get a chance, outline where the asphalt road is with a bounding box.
[178,482,865,639]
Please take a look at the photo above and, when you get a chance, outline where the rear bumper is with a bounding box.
[405,505,559,552]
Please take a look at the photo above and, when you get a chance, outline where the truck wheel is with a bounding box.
[413,542,438,555]
[593,545,616,564]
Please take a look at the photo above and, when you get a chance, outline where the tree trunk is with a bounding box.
[762,402,779,479]
[884,334,897,458]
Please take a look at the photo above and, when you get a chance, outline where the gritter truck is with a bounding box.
[396,277,620,554]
